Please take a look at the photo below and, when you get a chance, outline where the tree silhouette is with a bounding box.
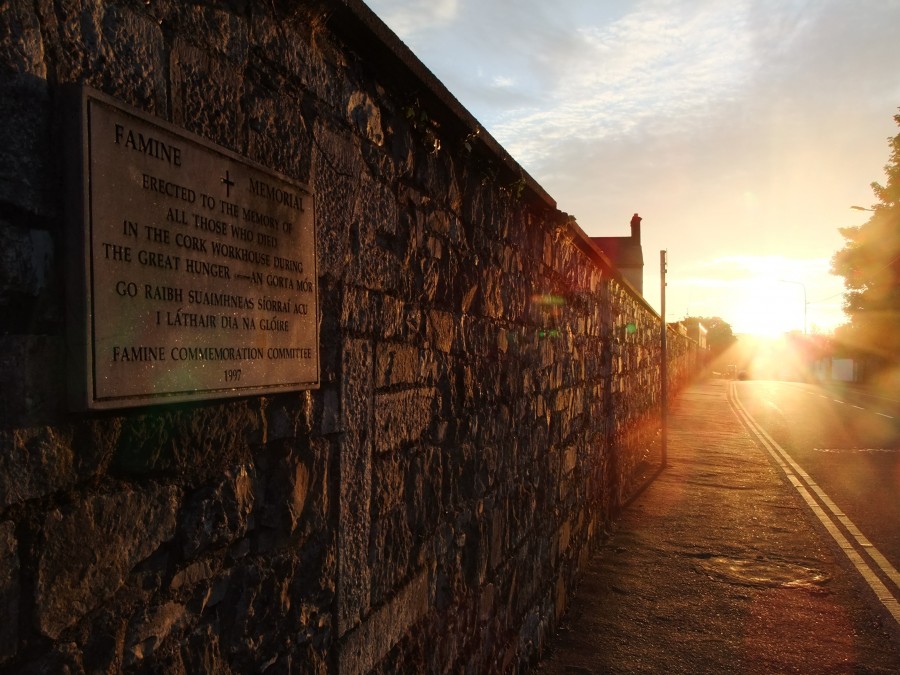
[682,316,736,355]
[832,109,900,368]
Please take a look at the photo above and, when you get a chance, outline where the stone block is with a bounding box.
[413,140,459,210]
[426,309,455,353]
[96,5,168,110]
[374,388,435,454]
[312,123,360,282]
[427,249,460,309]
[340,285,378,336]
[264,392,314,442]
[36,1,166,112]
[165,3,248,63]
[1,0,47,78]
[249,6,339,108]
[75,604,129,672]
[257,440,319,543]
[179,623,226,675]
[554,572,568,623]
[35,484,180,639]
[370,507,413,606]
[413,254,437,305]
[170,38,244,150]
[410,446,443,539]
[489,504,505,571]
[180,465,255,557]
[338,570,429,675]
[170,559,214,591]
[460,509,489,588]
[379,294,418,341]
[339,339,373,636]
[558,520,572,557]
[0,76,51,216]
[124,601,187,667]
[0,415,74,508]
[424,207,451,237]
[476,269,512,319]
[562,446,577,475]
[0,224,53,299]
[349,243,405,295]
[364,157,399,211]
[347,90,384,147]
[112,401,263,478]
[246,84,312,182]
[479,583,496,623]
[0,521,19,663]
[16,641,83,673]
[372,453,405,518]
[376,343,434,389]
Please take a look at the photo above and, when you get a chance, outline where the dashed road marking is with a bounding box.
[877,413,895,419]
[814,448,900,454]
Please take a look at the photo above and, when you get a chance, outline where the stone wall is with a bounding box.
[0,0,700,672]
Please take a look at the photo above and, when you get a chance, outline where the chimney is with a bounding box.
[630,213,642,242]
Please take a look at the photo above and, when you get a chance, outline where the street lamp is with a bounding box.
[778,279,807,335]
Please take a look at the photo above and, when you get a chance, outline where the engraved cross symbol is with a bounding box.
[220,170,235,197]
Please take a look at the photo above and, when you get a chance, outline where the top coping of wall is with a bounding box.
[329,0,659,318]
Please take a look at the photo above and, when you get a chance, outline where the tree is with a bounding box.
[831,109,900,368]
[682,316,737,355]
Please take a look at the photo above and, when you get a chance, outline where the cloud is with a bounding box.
[679,255,833,283]
[491,0,759,169]
[371,0,460,36]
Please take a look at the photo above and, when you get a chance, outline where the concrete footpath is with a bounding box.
[535,379,900,674]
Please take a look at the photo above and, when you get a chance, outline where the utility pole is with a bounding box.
[660,250,668,468]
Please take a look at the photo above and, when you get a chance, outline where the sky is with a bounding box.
[365,0,900,336]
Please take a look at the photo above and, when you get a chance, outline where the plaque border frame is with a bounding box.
[65,86,320,411]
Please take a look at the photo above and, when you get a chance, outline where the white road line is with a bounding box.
[729,383,900,625]
[833,399,845,404]
[852,405,865,410]
[878,413,895,419]
[734,392,900,590]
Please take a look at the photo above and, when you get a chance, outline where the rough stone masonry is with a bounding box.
[0,0,699,672]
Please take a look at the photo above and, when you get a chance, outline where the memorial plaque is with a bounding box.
[68,89,318,409]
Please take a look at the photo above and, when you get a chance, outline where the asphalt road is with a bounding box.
[536,379,900,674]
[733,379,900,621]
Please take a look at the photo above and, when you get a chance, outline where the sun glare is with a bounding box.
[674,255,844,338]
[726,279,805,337]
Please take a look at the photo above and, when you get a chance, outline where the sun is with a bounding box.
[727,279,805,337]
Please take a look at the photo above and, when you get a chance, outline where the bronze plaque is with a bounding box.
[68,89,318,409]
